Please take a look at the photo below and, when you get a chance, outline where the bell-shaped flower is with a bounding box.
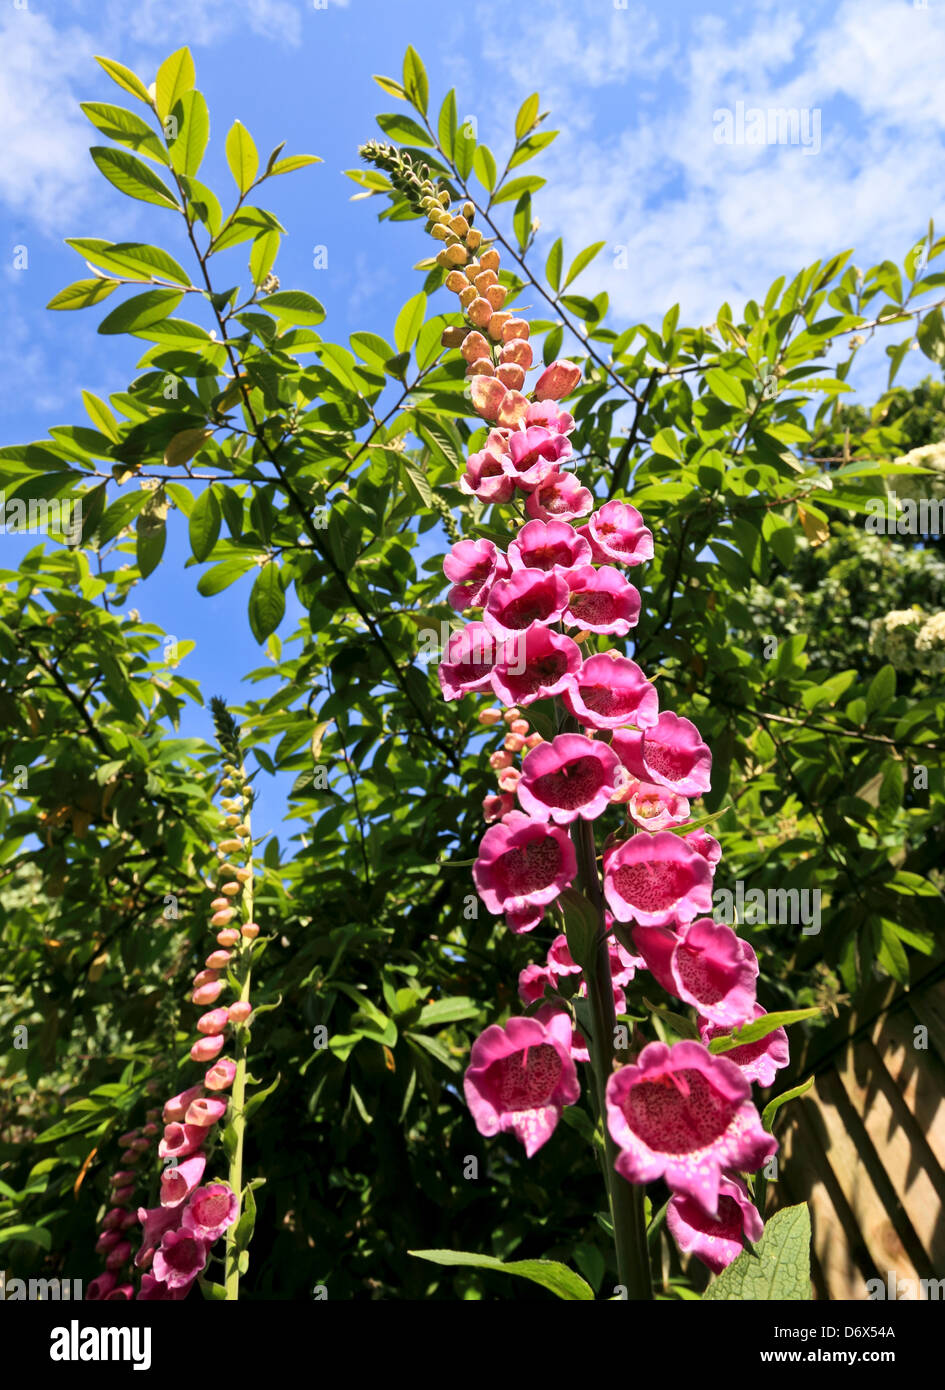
[158,1154,207,1211]
[563,564,641,636]
[525,469,594,522]
[490,625,582,707]
[562,652,658,731]
[483,568,570,638]
[152,1228,209,1292]
[508,518,591,574]
[473,810,576,916]
[517,732,621,824]
[626,780,691,831]
[524,400,575,435]
[578,500,653,566]
[667,1173,763,1274]
[633,918,758,1027]
[135,1203,184,1268]
[603,831,713,926]
[612,712,712,797]
[699,1005,790,1088]
[605,1039,777,1217]
[443,538,510,611]
[503,425,571,491]
[464,1012,580,1156]
[438,622,508,700]
[182,1183,239,1242]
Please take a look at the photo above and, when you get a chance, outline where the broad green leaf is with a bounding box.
[409,1250,594,1301]
[515,92,540,140]
[703,1203,811,1301]
[546,238,563,291]
[258,290,325,326]
[416,997,479,1026]
[96,288,183,335]
[79,102,167,163]
[47,279,120,311]
[491,175,546,206]
[196,556,256,597]
[373,74,406,99]
[168,89,210,177]
[395,291,427,351]
[249,228,280,286]
[89,147,180,210]
[438,89,458,160]
[402,46,429,114]
[155,47,195,121]
[188,487,222,562]
[473,144,497,192]
[136,510,166,578]
[226,120,259,194]
[0,1225,53,1251]
[376,113,434,148]
[564,241,606,290]
[66,238,192,286]
[866,663,896,714]
[707,1007,820,1054]
[248,563,285,643]
[94,56,152,105]
[82,392,120,442]
[704,367,747,409]
[558,886,599,972]
[267,154,322,176]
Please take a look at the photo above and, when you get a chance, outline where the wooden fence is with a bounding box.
[766,946,945,1300]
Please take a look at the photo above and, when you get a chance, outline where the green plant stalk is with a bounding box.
[224,785,254,1301]
[571,815,652,1301]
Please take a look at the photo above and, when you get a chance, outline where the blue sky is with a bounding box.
[2,0,945,837]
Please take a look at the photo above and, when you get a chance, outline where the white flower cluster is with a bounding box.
[890,441,945,502]
[869,606,945,674]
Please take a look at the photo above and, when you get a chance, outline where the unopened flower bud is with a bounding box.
[205,950,232,969]
[467,297,493,327]
[228,1001,253,1024]
[466,356,495,378]
[241,922,260,940]
[478,708,502,726]
[496,363,525,391]
[462,200,475,220]
[459,285,478,311]
[211,897,230,912]
[190,1034,225,1063]
[105,1242,132,1271]
[500,339,533,369]
[217,839,243,855]
[216,928,241,946]
[444,271,468,293]
[460,330,491,363]
[502,707,522,724]
[210,909,235,927]
[473,269,497,292]
[112,1184,136,1205]
[118,1130,139,1148]
[197,1007,230,1035]
[430,223,449,241]
[502,318,530,342]
[487,311,512,341]
[510,718,529,735]
[535,358,582,401]
[504,733,526,752]
[449,215,469,237]
[465,228,483,251]
[444,244,468,267]
[485,285,507,310]
[192,980,225,1006]
[221,882,241,897]
[497,767,521,792]
[525,733,544,749]
[490,749,514,770]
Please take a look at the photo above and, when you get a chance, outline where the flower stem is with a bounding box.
[571,816,652,1300]
[224,778,254,1301]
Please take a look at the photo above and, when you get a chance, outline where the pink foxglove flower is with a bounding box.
[136,1204,184,1267]
[578,500,653,567]
[204,1058,238,1092]
[185,1096,228,1127]
[608,931,645,986]
[516,733,621,824]
[464,1013,580,1156]
[700,1006,790,1088]
[503,425,571,491]
[563,564,641,636]
[506,903,545,934]
[562,652,658,731]
[535,358,582,401]
[159,1154,207,1211]
[605,1039,777,1217]
[152,1228,209,1291]
[182,1184,239,1242]
[158,1123,207,1161]
[683,827,722,867]
[524,400,575,435]
[438,622,509,700]
[85,1272,118,1301]
[508,518,591,573]
[547,933,582,977]
[536,999,590,1065]
[473,810,577,916]
[138,1272,189,1301]
[483,568,570,638]
[603,831,713,926]
[460,444,515,503]
[443,538,510,611]
[626,780,691,831]
[518,962,557,1004]
[191,1034,225,1063]
[667,1173,763,1274]
[612,712,712,797]
[490,625,582,707]
[632,918,758,1027]
[483,792,515,823]
[525,470,594,522]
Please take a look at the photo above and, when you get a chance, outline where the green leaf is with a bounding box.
[155,47,195,121]
[243,1072,281,1123]
[258,290,325,326]
[47,279,120,311]
[168,89,210,177]
[248,563,285,643]
[136,510,166,578]
[373,74,406,100]
[704,367,747,409]
[702,1203,811,1301]
[82,391,120,442]
[416,997,479,1026]
[546,238,563,291]
[0,1225,53,1251]
[267,153,322,177]
[491,175,545,206]
[563,241,605,289]
[515,92,540,140]
[376,113,434,147]
[437,89,458,160]
[866,663,896,714]
[188,487,222,562]
[409,1250,593,1301]
[94,56,152,107]
[249,228,280,286]
[558,886,599,972]
[402,46,429,114]
[79,102,167,163]
[66,238,192,286]
[473,145,496,193]
[226,120,259,194]
[89,147,180,210]
[395,291,427,351]
[196,556,256,597]
[708,1007,820,1054]
[762,1077,815,1133]
[97,288,183,335]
